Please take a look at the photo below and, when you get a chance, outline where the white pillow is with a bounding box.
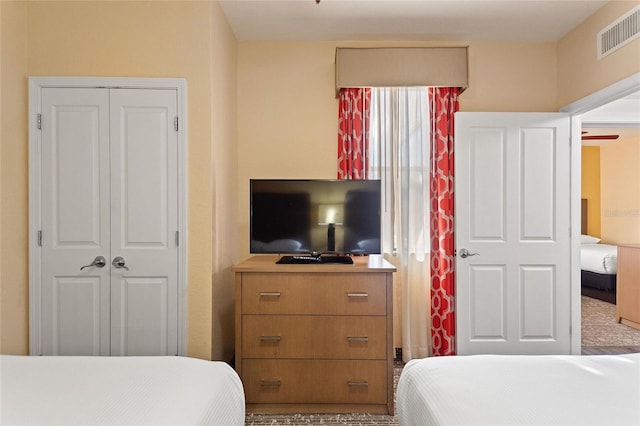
[581,234,600,244]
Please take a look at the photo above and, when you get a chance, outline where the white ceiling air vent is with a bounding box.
[597,5,640,60]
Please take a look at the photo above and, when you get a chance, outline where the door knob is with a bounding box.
[112,256,130,271]
[80,256,106,270]
[458,248,479,259]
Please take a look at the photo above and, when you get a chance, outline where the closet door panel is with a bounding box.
[111,277,171,356]
[40,88,111,356]
[109,89,179,356]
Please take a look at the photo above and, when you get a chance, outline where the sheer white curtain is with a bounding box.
[368,87,431,361]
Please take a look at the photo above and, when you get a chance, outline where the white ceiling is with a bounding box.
[219,0,608,42]
[582,91,640,126]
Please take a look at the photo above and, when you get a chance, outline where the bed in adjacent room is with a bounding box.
[581,239,618,288]
[581,199,617,303]
[0,355,245,425]
[397,353,640,426]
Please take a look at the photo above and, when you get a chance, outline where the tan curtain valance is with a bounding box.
[335,47,468,96]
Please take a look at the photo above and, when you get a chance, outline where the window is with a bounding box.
[368,87,431,260]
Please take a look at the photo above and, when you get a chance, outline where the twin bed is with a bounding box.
[581,199,618,303]
[397,353,640,425]
[581,240,618,298]
[0,355,245,425]
[4,353,638,426]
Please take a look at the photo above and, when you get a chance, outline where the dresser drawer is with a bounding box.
[242,359,387,404]
[242,315,386,359]
[241,272,387,315]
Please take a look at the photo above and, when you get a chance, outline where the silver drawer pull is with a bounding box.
[259,336,281,341]
[347,292,368,298]
[348,381,369,387]
[347,336,369,342]
[260,380,282,386]
[259,292,281,297]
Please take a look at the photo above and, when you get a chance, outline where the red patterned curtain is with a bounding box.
[337,88,372,179]
[429,87,461,356]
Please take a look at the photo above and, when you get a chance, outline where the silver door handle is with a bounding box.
[112,256,129,271]
[458,248,479,259]
[80,256,106,270]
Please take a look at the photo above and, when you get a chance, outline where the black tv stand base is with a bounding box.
[277,255,354,265]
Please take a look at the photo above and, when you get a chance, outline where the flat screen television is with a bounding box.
[250,179,381,257]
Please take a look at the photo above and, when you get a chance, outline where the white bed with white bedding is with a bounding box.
[581,241,618,301]
[581,243,618,274]
[397,353,640,426]
[0,355,245,425]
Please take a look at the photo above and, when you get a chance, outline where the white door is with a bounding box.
[41,88,112,355]
[455,112,571,355]
[109,89,179,356]
[40,87,179,356]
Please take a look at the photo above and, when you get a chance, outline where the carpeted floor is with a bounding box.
[581,295,640,350]
[245,295,639,425]
[245,412,397,425]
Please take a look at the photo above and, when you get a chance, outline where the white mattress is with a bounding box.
[397,353,640,426]
[0,355,245,425]
[581,243,618,274]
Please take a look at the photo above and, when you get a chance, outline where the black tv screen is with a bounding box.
[250,179,381,255]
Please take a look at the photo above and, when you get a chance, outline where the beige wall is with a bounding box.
[0,1,238,360]
[209,1,239,362]
[236,40,558,259]
[1,1,29,355]
[235,24,638,348]
[237,41,340,259]
[464,41,558,112]
[600,137,640,245]
[235,16,640,249]
[235,8,640,349]
[581,146,601,237]
[557,1,640,107]
[237,40,558,349]
[4,0,640,359]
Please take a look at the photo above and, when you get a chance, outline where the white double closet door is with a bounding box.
[39,87,178,356]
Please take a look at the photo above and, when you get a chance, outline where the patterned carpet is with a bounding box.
[245,413,397,425]
[245,296,639,425]
[581,295,640,349]
[246,412,398,426]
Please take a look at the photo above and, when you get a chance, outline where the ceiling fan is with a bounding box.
[581,130,619,141]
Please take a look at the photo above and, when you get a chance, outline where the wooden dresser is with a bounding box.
[616,245,640,330]
[233,255,396,414]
